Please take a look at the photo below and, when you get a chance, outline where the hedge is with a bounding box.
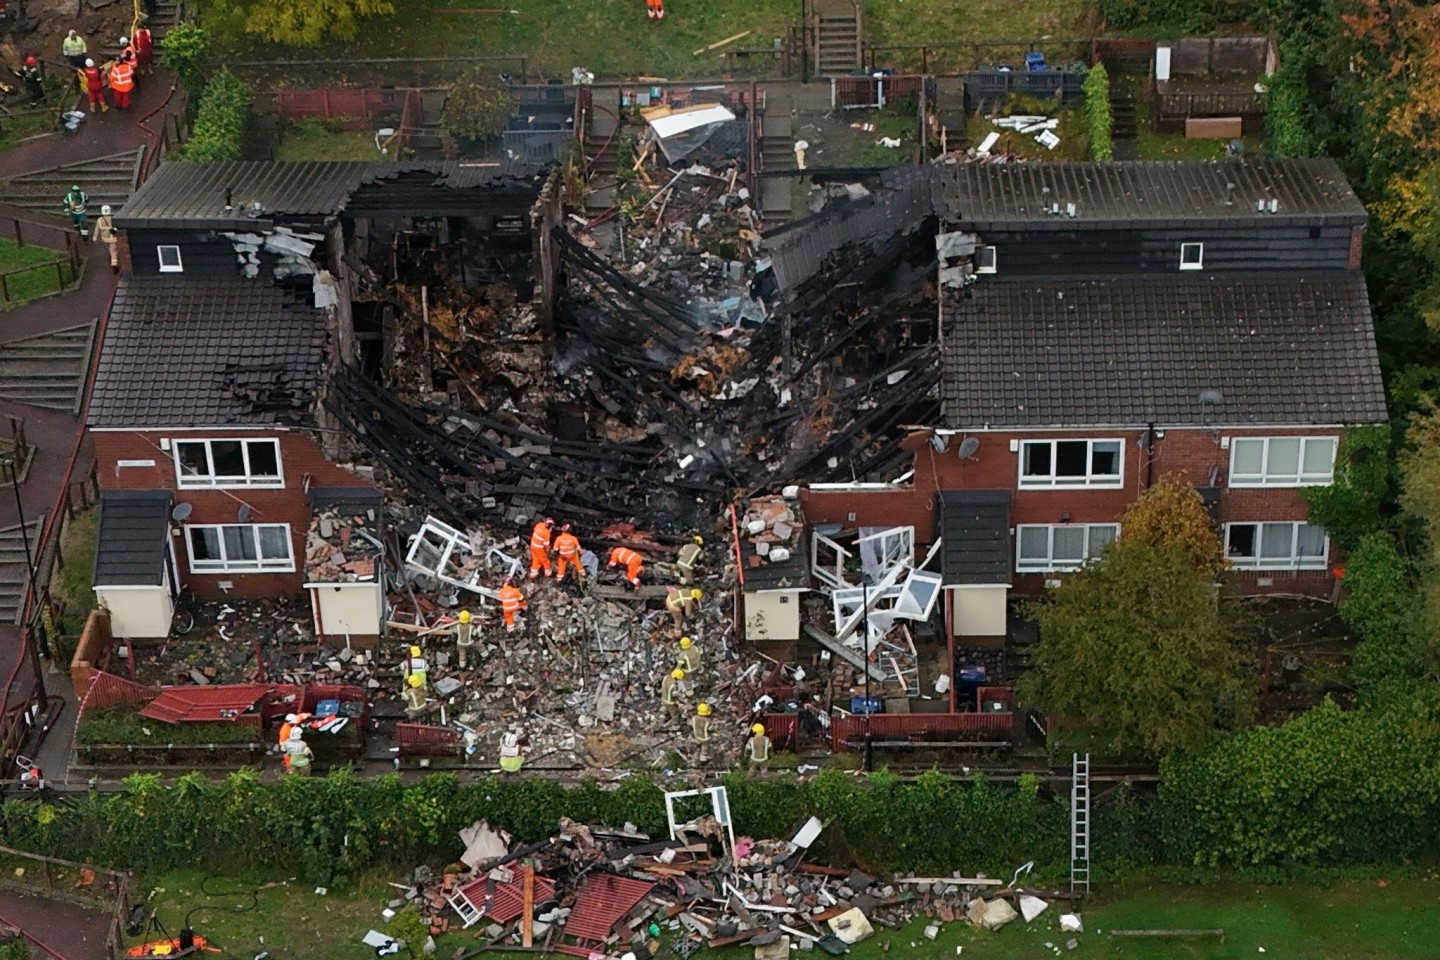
[179,69,251,162]
[0,769,1066,887]
[1083,63,1113,162]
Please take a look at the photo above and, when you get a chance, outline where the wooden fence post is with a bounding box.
[13,218,21,247]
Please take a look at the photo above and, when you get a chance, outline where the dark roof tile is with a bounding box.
[934,490,1011,585]
[942,273,1388,428]
[93,490,172,587]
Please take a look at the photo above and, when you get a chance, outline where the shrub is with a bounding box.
[1341,532,1424,697]
[159,22,208,98]
[442,68,516,144]
[1264,39,1318,157]
[179,70,251,162]
[1083,63,1113,162]
[1303,425,1392,551]
[76,704,261,745]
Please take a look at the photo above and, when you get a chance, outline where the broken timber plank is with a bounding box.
[802,624,889,682]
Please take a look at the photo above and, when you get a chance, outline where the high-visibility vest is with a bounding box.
[610,547,641,567]
[661,676,678,704]
[748,734,770,762]
[691,715,711,741]
[500,586,525,614]
[666,591,687,612]
[555,533,580,557]
[110,62,133,91]
[530,521,552,551]
[62,35,86,57]
[135,29,153,55]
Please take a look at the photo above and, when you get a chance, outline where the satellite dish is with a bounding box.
[237,503,253,523]
[171,502,193,522]
[930,434,947,454]
[957,437,981,460]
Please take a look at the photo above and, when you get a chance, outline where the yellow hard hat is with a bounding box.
[691,589,703,600]
[409,645,421,657]
[671,668,686,680]
[679,637,692,650]
[697,703,711,716]
[694,535,704,545]
[407,674,423,688]
[751,723,765,736]
[458,610,471,623]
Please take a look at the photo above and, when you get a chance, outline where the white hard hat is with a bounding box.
[285,713,298,723]
[119,36,129,45]
[288,728,303,741]
[101,205,111,215]
[85,58,94,67]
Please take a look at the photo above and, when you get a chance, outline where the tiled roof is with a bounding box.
[89,277,327,428]
[942,273,1388,429]
[138,684,268,724]
[116,159,543,228]
[454,875,558,925]
[943,158,1367,228]
[740,496,810,591]
[93,490,172,587]
[934,491,1011,586]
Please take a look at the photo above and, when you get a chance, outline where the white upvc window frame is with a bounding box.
[173,438,284,489]
[185,523,295,573]
[1224,521,1329,571]
[1227,436,1337,488]
[1015,523,1119,573]
[1179,242,1204,270]
[975,245,997,274]
[157,245,184,273]
[1018,438,1124,489]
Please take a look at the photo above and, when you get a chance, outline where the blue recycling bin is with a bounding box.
[956,664,988,708]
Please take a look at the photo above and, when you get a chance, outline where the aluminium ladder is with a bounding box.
[1070,752,1091,893]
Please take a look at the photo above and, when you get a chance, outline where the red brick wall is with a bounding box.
[93,428,375,599]
[801,425,1346,598]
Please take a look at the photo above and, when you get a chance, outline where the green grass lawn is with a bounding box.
[275,120,387,161]
[130,869,1440,960]
[214,0,1098,85]
[51,505,96,638]
[0,237,78,307]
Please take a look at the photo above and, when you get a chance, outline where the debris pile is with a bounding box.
[382,803,1081,956]
[305,502,382,583]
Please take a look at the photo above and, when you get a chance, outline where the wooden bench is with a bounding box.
[1111,929,1225,943]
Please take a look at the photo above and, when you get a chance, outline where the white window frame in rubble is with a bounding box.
[856,526,914,580]
[811,531,851,589]
[404,516,498,601]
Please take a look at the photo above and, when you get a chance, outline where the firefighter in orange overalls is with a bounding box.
[528,517,554,580]
[553,523,582,583]
[108,56,134,110]
[498,578,527,632]
[607,546,645,590]
[646,0,664,18]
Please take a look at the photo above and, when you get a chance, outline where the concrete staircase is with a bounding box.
[0,150,145,219]
[0,519,43,626]
[96,0,184,59]
[1110,89,1138,160]
[759,113,795,224]
[0,322,97,413]
[812,0,863,77]
[584,107,621,211]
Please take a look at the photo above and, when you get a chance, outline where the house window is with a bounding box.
[1019,439,1123,488]
[186,523,294,573]
[1179,242,1204,270]
[173,439,283,488]
[157,245,183,273]
[1228,437,1337,487]
[975,245,997,274]
[1016,524,1119,573]
[1225,521,1328,570]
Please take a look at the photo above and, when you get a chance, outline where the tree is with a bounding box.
[441,69,516,144]
[210,0,395,46]
[1117,475,1228,578]
[1018,491,1254,757]
[159,22,208,98]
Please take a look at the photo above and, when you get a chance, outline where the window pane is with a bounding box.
[1018,527,1049,560]
[1302,438,1336,478]
[1052,527,1085,561]
[1022,443,1051,478]
[189,527,220,561]
[1090,441,1121,478]
[1228,524,1257,557]
[210,441,245,476]
[247,441,280,479]
[224,526,258,561]
[176,442,209,478]
[1231,439,1264,477]
[1296,524,1327,558]
[1054,441,1088,478]
[258,525,290,560]
[1267,439,1302,479]
[1088,525,1118,554]
[1260,523,1294,559]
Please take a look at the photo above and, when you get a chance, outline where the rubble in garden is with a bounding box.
[305,501,383,583]
[386,808,1080,955]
